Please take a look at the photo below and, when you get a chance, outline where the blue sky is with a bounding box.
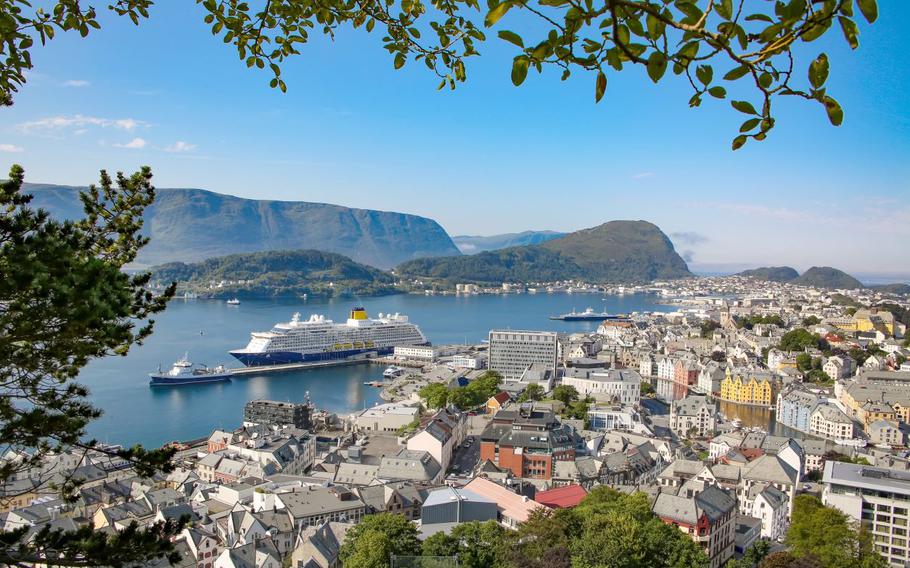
[1,2,908,277]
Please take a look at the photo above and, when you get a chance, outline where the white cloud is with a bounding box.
[63,80,90,87]
[0,144,23,153]
[114,137,147,149]
[165,141,197,153]
[17,114,148,134]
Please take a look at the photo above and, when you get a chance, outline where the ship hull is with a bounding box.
[229,346,395,367]
[149,374,232,386]
[549,314,627,321]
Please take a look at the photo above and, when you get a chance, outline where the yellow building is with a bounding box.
[719,369,776,406]
[833,309,897,336]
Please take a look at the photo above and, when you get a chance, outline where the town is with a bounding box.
[3,274,909,568]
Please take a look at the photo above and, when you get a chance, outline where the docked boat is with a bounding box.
[227,298,241,305]
[383,366,405,379]
[149,354,232,386]
[230,307,428,367]
[549,307,627,321]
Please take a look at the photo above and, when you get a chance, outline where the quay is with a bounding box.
[229,358,371,375]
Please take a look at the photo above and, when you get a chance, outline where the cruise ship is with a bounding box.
[229,307,428,367]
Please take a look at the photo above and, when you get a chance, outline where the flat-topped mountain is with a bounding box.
[397,220,691,284]
[736,266,800,282]
[24,183,460,269]
[453,230,566,253]
[152,249,396,298]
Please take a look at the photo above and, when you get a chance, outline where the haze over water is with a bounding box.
[81,292,672,447]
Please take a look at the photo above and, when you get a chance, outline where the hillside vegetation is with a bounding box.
[737,265,865,290]
[152,249,397,298]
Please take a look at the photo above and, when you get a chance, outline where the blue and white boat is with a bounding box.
[149,354,232,386]
[229,307,427,367]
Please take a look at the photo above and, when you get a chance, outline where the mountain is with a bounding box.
[152,249,397,298]
[870,283,910,295]
[23,183,460,269]
[736,266,800,282]
[453,231,566,254]
[396,220,691,284]
[794,266,865,289]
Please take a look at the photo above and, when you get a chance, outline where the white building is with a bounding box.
[393,345,439,361]
[823,461,910,566]
[669,395,716,438]
[809,403,855,440]
[561,369,641,405]
[488,330,558,382]
[350,402,420,432]
[452,354,485,369]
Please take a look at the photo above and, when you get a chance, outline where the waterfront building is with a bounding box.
[243,400,311,429]
[670,395,717,438]
[776,386,825,433]
[809,403,855,440]
[657,355,676,382]
[488,330,558,382]
[639,354,657,377]
[696,361,727,396]
[719,368,776,406]
[393,344,439,362]
[561,368,641,405]
[674,357,700,388]
[822,461,910,565]
[652,484,737,568]
[350,402,420,433]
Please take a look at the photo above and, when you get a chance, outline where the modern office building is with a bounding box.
[243,399,311,429]
[823,461,910,566]
[488,330,558,382]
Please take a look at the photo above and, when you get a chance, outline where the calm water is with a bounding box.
[81,292,672,447]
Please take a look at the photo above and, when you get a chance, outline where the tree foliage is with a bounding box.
[552,384,580,405]
[0,0,880,147]
[427,370,503,410]
[786,494,887,568]
[518,382,545,402]
[339,513,422,566]
[779,328,827,352]
[419,382,451,408]
[0,165,180,566]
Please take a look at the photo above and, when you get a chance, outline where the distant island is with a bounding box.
[397,220,692,285]
[736,265,865,289]
[151,249,398,299]
[452,230,566,254]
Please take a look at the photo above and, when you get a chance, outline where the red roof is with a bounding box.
[534,484,588,509]
[489,391,510,405]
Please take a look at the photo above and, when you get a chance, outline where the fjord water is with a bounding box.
[81,292,671,447]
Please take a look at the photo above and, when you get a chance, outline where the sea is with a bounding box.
[80,292,674,447]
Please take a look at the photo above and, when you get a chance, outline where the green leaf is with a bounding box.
[485,2,511,27]
[646,51,667,83]
[856,0,877,23]
[838,16,859,49]
[723,65,749,81]
[696,65,713,86]
[497,30,523,48]
[823,96,844,126]
[708,86,726,99]
[595,71,606,102]
[809,53,829,89]
[394,53,406,69]
[732,135,748,150]
[646,13,664,40]
[739,118,761,132]
[511,56,529,86]
[731,100,758,115]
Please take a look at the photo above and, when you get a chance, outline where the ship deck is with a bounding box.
[228,357,375,375]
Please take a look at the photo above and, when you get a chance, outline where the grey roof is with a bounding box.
[750,483,787,509]
[824,461,910,498]
[743,455,798,485]
[333,462,379,487]
[422,486,493,508]
[377,449,441,483]
[671,395,714,417]
[812,403,853,424]
[278,488,365,520]
[653,485,735,525]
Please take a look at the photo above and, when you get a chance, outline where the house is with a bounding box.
[377,449,443,485]
[652,485,737,568]
[809,403,855,440]
[406,407,466,473]
[486,391,511,414]
[289,521,353,568]
[462,477,544,529]
[743,483,788,540]
[824,355,856,381]
[534,484,588,509]
[357,482,434,521]
[868,420,905,446]
[670,395,717,438]
[737,455,798,518]
[214,540,281,568]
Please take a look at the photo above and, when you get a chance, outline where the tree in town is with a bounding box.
[518,383,545,402]
[552,384,580,406]
[796,352,813,372]
[0,165,182,566]
[803,315,821,326]
[421,531,460,558]
[700,320,720,338]
[786,494,887,568]
[339,513,422,566]
[0,0,881,147]
[779,329,827,352]
[758,552,822,568]
[449,520,508,568]
[726,540,771,568]
[419,382,450,408]
[505,508,575,568]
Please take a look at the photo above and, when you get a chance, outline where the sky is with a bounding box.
[1,3,908,278]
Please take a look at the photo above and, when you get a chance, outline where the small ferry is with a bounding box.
[227,298,241,305]
[549,307,627,321]
[149,354,232,386]
[383,365,405,379]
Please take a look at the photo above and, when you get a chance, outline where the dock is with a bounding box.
[229,358,371,376]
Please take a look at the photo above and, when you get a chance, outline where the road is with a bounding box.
[641,397,669,416]
[450,435,481,475]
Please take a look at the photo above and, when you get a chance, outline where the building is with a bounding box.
[350,402,420,433]
[488,330,558,382]
[486,391,511,414]
[809,403,855,440]
[697,362,727,396]
[670,395,717,438]
[586,405,649,434]
[452,354,485,369]
[534,484,587,509]
[243,400,311,429]
[561,369,641,405]
[719,368,776,406]
[377,449,443,485]
[273,487,366,530]
[462,477,544,529]
[737,454,798,518]
[406,407,466,473]
[479,406,576,480]
[869,420,906,446]
[652,485,737,568]
[393,345,439,362]
[824,355,856,381]
[776,386,825,433]
[822,461,910,566]
[419,486,498,535]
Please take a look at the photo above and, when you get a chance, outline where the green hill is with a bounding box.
[396,220,691,284]
[24,183,460,269]
[870,283,910,295]
[152,249,397,298]
[737,266,800,282]
[794,266,864,290]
